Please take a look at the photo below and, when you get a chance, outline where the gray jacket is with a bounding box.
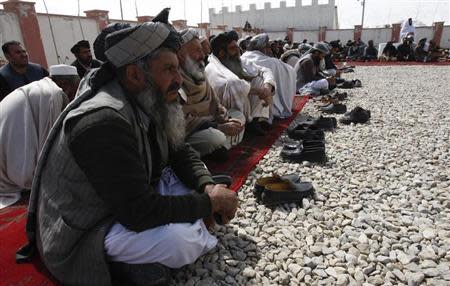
[27,80,162,286]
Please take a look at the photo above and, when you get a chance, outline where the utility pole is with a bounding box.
[119,0,124,21]
[359,0,366,27]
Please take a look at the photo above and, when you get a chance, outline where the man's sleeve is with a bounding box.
[257,64,276,94]
[68,108,212,232]
[170,143,215,193]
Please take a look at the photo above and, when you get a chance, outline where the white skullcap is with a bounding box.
[179,28,199,45]
[49,64,78,76]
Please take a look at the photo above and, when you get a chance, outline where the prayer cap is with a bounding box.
[49,64,78,76]
[180,28,199,45]
[70,40,90,55]
[104,8,181,68]
[94,23,131,62]
[248,33,269,50]
[311,42,329,54]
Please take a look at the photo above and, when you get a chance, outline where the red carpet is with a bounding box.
[0,96,309,285]
[338,60,450,67]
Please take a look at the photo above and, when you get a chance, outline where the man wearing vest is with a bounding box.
[0,41,48,102]
[21,11,238,286]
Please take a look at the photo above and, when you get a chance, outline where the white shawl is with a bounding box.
[0,77,67,206]
[241,51,295,118]
[400,20,415,40]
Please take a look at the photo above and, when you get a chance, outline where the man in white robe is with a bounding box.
[205,31,276,135]
[400,18,416,41]
[0,65,79,208]
[242,33,295,119]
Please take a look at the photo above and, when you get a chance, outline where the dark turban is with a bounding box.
[210,30,239,57]
[70,40,90,55]
[93,23,131,62]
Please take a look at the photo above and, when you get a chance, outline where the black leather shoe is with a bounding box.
[320,103,347,114]
[299,116,337,131]
[246,120,267,136]
[261,181,315,206]
[339,106,371,124]
[281,141,326,163]
[287,124,325,141]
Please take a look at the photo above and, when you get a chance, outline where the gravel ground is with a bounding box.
[172,66,450,286]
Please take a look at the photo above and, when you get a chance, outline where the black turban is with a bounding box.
[210,30,239,57]
[93,23,132,62]
[70,40,90,55]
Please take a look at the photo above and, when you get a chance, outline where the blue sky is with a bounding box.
[34,0,449,28]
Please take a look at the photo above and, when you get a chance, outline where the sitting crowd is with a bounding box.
[0,10,443,286]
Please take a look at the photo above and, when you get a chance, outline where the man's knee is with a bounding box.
[164,223,215,267]
[186,128,227,156]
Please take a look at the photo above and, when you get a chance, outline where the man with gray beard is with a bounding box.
[20,12,238,286]
[178,28,245,157]
[205,31,276,135]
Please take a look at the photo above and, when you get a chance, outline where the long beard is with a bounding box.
[221,55,255,81]
[183,56,205,83]
[134,86,186,150]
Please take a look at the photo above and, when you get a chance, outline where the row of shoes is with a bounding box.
[280,116,338,163]
[254,174,315,206]
[317,92,348,114]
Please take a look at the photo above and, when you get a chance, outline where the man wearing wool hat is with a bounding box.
[19,9,238,286]
[0,64,79,208]
[70,40,102,78]
[294,42,336,96]
[242,33,296,119]
[178,28,245,157]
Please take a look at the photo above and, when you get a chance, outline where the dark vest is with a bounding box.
[25,80,168,286]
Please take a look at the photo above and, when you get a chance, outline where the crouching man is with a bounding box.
[20,19,238,286]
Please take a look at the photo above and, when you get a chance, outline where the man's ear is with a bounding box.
[123,64,146,92]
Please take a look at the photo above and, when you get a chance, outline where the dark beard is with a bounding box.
[220,55,255,82]
[133,85,186,150]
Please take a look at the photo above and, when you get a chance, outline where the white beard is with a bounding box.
[183,56,206,83]
[134,86,186,150]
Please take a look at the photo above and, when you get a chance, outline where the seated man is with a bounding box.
[415,38,429,62]
[381,41,397,61]
[70,40,102,78]
[0,65,79,207]
[295,42,336,96]
[0,41,48,101]
[21,18,237,286]
[242,33,295,119]
[205,31,276,135]
[199,36,211,65]
[347,41,363,60]
[363,40,378,61]
[178,28,245,157]
[397,36,415,61]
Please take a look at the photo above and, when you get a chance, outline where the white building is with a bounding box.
[209,0,339,32]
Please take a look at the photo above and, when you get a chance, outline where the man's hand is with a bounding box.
[217,120,244,136]
[204,184,238,225]
[258,83,274,107]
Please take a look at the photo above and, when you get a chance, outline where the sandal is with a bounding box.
[254,173,301,200]
[262,181,315,206]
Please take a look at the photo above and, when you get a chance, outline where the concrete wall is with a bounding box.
[415,26,434,43]
[0,10,23,59]
[293,31,319,43]
[360,28,391,45]
[209,0,337,32]
[441,26,450,48]
[325,29,353,43]
[266,32,286,41]
[37,14,100,65]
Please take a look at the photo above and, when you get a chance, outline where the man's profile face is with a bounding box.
[77,47,93,64]
[226,40,240,59]
[6,44,28,67]
[180,39,205,65]
[408,18,413,25]
[147,50,183,103]
[201,40,211,55]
